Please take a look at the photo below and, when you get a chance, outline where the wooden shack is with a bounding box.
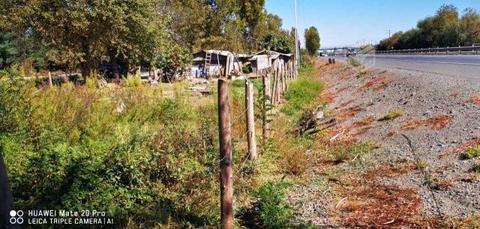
[191,50,241,78]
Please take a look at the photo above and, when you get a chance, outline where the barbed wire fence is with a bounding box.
[216,58,297,228]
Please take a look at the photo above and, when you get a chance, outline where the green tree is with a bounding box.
[164,0,246,52]
[0,33,20,69]
[239,0,266,49]
[461,8,480,44]
[304,26,320,56]
[2,0,179,77]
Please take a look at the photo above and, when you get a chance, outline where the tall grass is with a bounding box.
[0,63,323,227]
[0,72,270,227]
[282,68,324,120]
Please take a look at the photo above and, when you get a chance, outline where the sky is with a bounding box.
[265,0,480,48]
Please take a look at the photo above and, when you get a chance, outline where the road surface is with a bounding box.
[347,54,480,81]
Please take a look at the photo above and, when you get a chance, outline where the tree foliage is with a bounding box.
[0,0,295,77]
[304,26,320,56]
[377,5,480,50]
[256,13,295,53]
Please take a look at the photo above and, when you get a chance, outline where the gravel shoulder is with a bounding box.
[288,59,480,227]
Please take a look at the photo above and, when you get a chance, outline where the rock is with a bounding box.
[424,110,433,116]
[315,111,324,120]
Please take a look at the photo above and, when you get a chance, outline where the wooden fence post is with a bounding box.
[271,70,277,105]
[218,79,233,229]
[262,74,271,141]
[274,69,279,105]
[245,80,257,160]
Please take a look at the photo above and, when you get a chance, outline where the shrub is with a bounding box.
[254,181,293,228]
[329,142,375,163]
[0,76,225,227]
[125,74,143,87]
[348,57,361,67]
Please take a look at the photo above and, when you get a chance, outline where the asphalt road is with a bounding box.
[348,54,480,81]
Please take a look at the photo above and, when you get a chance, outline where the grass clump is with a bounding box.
[378,110,403,121]
[461,145,480,160]
[348,57,361,67]
[329,142,376,163]
[254,181,293,228]
[282,75,324,119]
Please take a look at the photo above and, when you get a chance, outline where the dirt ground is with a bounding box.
[288,59,480,228]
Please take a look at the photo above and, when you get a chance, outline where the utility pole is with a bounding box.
[294,0,299,75]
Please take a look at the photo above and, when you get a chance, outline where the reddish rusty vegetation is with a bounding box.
[321,91,336,103]
[347,117,376,137]
[434,179,456,190]
[333,161,447,227]
[469,95,480,106]
[337,68,357,80]
[402,115,452,130]
[365,161,418,178]
[439,137,480,158]
[386,131,397,137]
[336,99,354,109]
[352,116,375,128]
[360,75,391,91]
[351,126,373,137]
[336,105,363,121]
[449,91,459,97]
[338,182,423,227]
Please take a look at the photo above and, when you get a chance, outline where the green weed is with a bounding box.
[254,181,293,228]
[462,145,480,159]
[378,111,403,121]
[282,76,324,119]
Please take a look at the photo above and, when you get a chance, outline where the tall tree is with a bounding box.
[304,26,320,56]
[461,8,480,44]
[239,0,266,49]
[377,4,480,50]
[2,0,179,77]
[164,0,245,52]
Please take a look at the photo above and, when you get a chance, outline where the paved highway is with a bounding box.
[350,54,480,81]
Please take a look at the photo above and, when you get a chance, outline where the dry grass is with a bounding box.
[402,115,452,130]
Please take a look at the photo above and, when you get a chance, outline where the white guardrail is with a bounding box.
[376,45,480,55]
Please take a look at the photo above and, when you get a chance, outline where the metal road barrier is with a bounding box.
[376,45,480,55]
